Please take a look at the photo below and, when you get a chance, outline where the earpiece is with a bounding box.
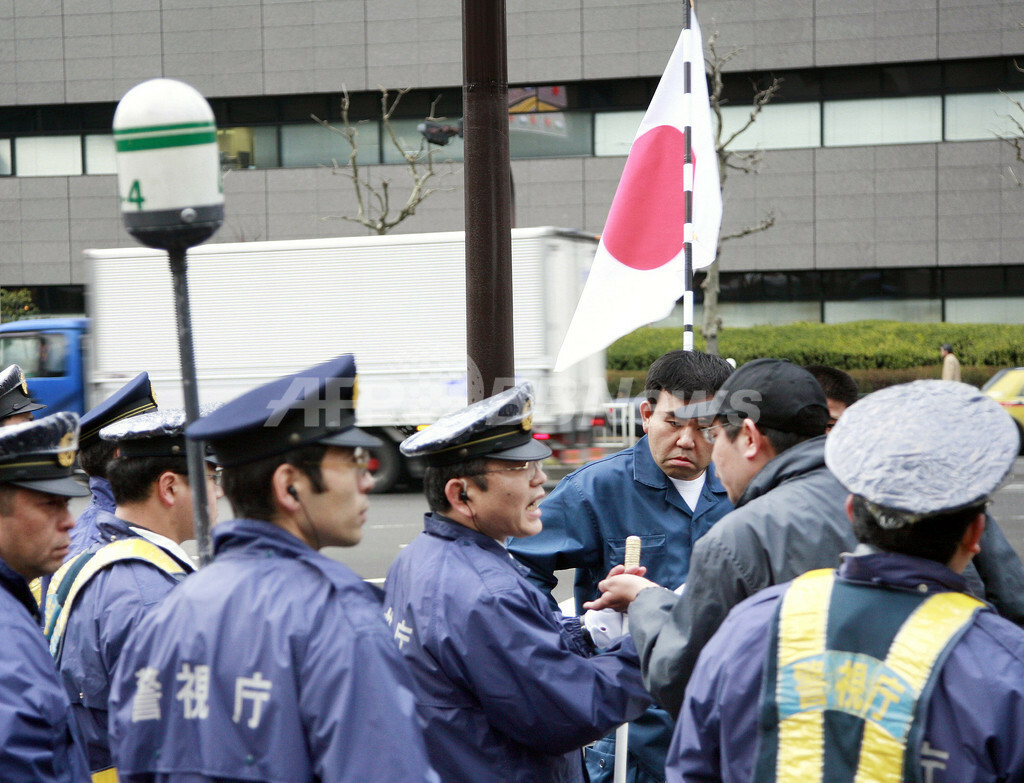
[459,481,469,502]
[287,485,299,499]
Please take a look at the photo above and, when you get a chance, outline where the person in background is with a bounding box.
[0,364,46,426]
[802,364,858,432]
[70,372,157,558]
[941,343,962,382]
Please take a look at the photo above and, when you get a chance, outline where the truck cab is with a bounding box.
[0,317,89,414]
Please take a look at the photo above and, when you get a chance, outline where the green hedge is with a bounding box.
[607,321,1024,372]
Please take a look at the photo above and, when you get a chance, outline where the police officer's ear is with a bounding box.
[444,478,471,512]
[156,470,183,508]
[271,463,304,510]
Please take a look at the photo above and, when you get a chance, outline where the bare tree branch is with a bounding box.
[700,27,781,354]
[997,89,1024,187]
[314,86,458,234]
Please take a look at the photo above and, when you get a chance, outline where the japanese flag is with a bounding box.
[555,15,721,371]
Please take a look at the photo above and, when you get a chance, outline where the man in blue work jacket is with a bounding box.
[385,382,652,783]
[0,412,91,781]
[508,349,734,782]
[670,380,1024,782]
[46,408,219,777]
[108,355,439,783]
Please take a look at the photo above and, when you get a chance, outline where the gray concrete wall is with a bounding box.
[4,1,1022,106]
[1,0,1022,287]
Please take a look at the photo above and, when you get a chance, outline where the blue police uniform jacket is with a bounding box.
[0,556,90,782]
[56,510,194,772]
[108,518,439,783]
[69,477,115,558]
[384,512,652,783]
[507,436,731,781]
[669,550,1024,783]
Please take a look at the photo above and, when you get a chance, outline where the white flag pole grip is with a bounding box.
[613,535,642,783]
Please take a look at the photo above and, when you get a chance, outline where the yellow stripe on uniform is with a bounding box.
[92,767,118,782]
[852,590,983,783]
[776,568,834,783]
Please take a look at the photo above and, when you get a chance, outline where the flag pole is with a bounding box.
[681,0,695,351]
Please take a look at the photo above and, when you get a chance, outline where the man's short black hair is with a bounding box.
[221,443,329,522]
[720,416,823,456]
[803,365,859,408]
[108,454,190,505]
[78,439,119,480]
[422,459,491,514]
[849,495,984,565]
[644,350,733,406]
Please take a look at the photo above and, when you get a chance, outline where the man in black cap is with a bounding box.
[590,358,1024,718]
[586,359,859,717]
[0,363,46,426]
[384,382,651,783]
[45,408,218,778]
[107,355,439,783]
[0,412,91,780]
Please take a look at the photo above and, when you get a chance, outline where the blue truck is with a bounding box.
[0,317,90,414]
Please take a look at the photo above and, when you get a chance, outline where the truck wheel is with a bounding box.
[368,436,403,494]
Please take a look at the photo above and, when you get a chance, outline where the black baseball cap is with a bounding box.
[674,358,829,436]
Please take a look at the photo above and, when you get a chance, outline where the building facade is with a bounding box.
[1,0,1022,324]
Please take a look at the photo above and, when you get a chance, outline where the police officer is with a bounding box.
[0,363,46,426]
[46,408,219,777]
[107,355,439,783]
[0,412,90,781]
[71,371,158,557]
[384,382,652,783]
[34,372,158,609]
[669,380,1024,782]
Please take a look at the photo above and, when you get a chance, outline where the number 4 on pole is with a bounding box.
[124,180,145,210]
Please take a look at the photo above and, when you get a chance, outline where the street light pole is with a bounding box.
[462,0,515,404]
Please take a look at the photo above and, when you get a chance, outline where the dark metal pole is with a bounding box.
[462,0,514,403]
[168,247,212,565]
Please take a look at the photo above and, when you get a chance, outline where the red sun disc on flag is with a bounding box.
[603,125,688,271]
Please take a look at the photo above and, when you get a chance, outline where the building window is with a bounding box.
[218,126,280,169]
[594,111,644,157]
[945,90,1024,141]
[823,96,942,147]
[509,111,592,158]
[280,122,379,168]
[14,136,83,176]
[84,134,117,174]
[0,139,11,175]
[721,102,821,150]
[381,118,464,164]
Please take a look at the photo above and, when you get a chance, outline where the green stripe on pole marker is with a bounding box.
[115,130,218,152]
[113,121,215,136]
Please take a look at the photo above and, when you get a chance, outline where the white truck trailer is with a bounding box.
[84,227,610,491]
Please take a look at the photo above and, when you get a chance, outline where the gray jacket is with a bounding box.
[629,435,1024,718]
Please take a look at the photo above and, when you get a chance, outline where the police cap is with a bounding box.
[185,355,381,467]
[825,380,1018,524]
[0,364,46,422]
[79,372,158,449]
[101,407,219,459]
[400,382,552,467]
[0,412,89,497]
